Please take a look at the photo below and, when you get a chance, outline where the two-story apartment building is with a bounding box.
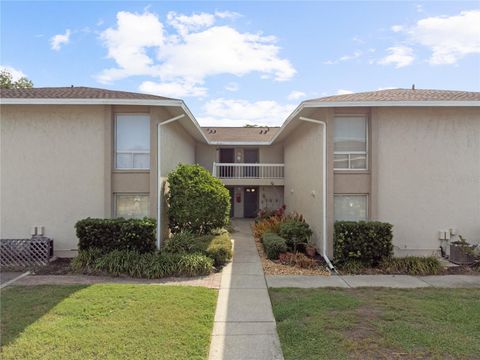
[1,87,479,264]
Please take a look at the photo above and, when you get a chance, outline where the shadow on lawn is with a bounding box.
[0,285,88,346]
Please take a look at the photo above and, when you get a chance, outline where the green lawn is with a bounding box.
[270,288,480,360]
[1,284,217,360]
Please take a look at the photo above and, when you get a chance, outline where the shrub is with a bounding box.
[164,231,233,267]
[381,256,443,275]
[163,232,197,253]
[256,205,286,223]
[167,164,230,235]
[71,248,103,272]
[204,233,233,267]
[278,219,313,251]
[253,216,284,239]
[262,232,287,260]
[334,221,393,267]
[338,259,365,274]
[72,250,213,278]
[75,217,156,253]
[278,252,318,269]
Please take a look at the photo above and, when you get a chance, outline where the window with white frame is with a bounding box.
[115,114,150,169]
[334,115,367,170]
[334,195,368,221]
[115,194,149,219]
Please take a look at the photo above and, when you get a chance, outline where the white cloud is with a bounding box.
[98,11,165,83]
[336,89,354,95]
[378,46,414,68]
[324,50,362,64]
[97,10,295,97]
[0,65,27,80]
[390,10,480,65]
[391,25,404,33]
[50,29,71,51]
[139,80,207,98]
[198,98,296,127]
[225,82,239,92]
[287,90,306,100]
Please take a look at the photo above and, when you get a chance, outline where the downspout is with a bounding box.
[156,114,186,249]
[299,116,335,271]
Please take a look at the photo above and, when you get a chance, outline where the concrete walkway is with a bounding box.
[267,274,480,288]
[209,220,283,360]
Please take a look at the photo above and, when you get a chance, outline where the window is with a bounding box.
[334,116,367,170]
[334,195,368,221]
[115,114,150,169]
[115,194,149,219]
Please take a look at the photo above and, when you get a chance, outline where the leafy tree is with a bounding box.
[167,164,230,234]
[0,69,33,89]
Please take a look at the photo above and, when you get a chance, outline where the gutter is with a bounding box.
[156,114,186,249]
[299,116,335,271]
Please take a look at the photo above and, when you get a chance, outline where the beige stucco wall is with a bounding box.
[372,107,480,255]
[284,120,326,251]
[259,143,283,163]
[1,105,107,255]
[259,186,284,210]
[195,142,217,172]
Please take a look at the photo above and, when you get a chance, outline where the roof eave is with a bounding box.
[303,100,480,107]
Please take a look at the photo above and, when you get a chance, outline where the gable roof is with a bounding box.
[202,127,280,144]
[305,88,480,103]
[0,86,176,100]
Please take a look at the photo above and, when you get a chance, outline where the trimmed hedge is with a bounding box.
[381,256,442,275]
[167,164,230,235]
[71,249,213,278]
[75,217,156,253]
[278,219,313,251]
[262,232,287,260]
[163,231,233,267]
[334,221,393,267]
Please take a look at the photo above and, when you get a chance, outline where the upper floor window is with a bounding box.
[115,114,150,169]
[334,116,367,170]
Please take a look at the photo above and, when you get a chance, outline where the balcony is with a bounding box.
[212,162,284,186]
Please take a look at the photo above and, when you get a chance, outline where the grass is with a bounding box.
[1,284,217,360]
[270,288,480,360]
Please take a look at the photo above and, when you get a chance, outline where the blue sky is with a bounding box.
[2,1,479,126]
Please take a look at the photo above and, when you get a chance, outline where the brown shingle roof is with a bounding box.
[202,127,280,142]
[305,89,480,103]
[0,86,176,100]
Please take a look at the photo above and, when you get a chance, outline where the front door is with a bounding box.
[243,149,259,178]
[244,187,259,218]
[219,148,235,178]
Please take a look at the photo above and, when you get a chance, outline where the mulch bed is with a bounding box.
[254,235,331,276]
[31,258,74,275]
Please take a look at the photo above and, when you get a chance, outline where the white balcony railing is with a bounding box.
[212,162,284,179]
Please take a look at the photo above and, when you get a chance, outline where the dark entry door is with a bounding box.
[244,187,259,218]
[243,149,259,178]
[219,148,235,177]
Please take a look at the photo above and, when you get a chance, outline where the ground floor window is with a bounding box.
[114,193,149,219]
[334,194,368,221]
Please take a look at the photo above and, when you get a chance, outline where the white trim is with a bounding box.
[303,100,480,108]
[0,98,183,106]
[208,141,272,146]
[160,114,185,126]
[299,116,334,270]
